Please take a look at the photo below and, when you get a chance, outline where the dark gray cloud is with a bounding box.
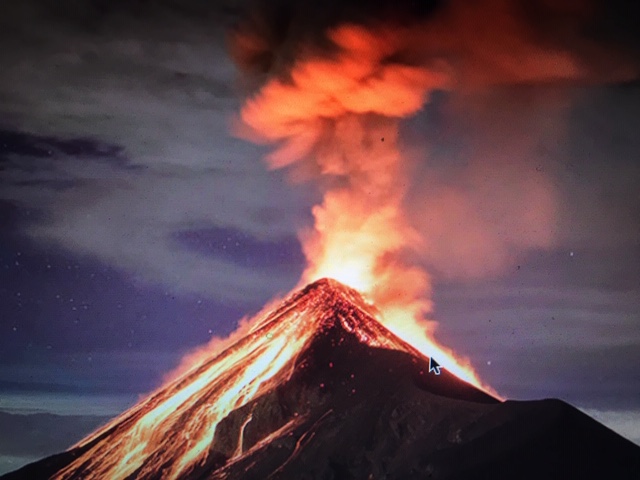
[231,0,639,83]
[0,0,313,301]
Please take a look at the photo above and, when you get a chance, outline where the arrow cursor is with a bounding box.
[428,357,442,375]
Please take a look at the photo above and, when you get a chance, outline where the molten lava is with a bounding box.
[49,279,494,480]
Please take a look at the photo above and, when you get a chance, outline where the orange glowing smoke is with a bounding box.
[239,24,487,388]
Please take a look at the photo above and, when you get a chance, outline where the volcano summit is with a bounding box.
[3,279,639,479]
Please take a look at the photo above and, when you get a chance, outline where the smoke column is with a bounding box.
[228,0,637,382]
[239,23,449,319]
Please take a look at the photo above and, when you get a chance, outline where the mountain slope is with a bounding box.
[3,279,639,479]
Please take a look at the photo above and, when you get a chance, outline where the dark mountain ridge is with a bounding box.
[3,279,639,479]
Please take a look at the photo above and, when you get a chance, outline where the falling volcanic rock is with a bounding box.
[4,279,640,479]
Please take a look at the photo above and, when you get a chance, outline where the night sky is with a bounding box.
[0,0,639,472]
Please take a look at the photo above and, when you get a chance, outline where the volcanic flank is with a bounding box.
[3,279,639,480]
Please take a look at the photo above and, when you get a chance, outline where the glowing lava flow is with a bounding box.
[54,279,442,480]
[306,269,487,390]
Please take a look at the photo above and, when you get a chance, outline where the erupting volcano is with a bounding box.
[4,279,639,480]
[4,2,640,478]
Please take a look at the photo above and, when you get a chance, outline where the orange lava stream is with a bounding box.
[53,282,415,480]
[54,315,312,479]
[307,266,490,393]
[55,280,495,479]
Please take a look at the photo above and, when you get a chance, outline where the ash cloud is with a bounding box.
[230,0,640,395]
[231,0,639,286]
[231,0,638,85]
[0,0,635,304]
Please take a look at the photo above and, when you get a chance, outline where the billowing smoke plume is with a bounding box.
[236,23,450,321]
[228,0,637,379]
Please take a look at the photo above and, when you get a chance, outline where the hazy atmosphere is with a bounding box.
[1,0,639,473]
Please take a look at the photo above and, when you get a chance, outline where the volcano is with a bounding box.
[3,279,639,479]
